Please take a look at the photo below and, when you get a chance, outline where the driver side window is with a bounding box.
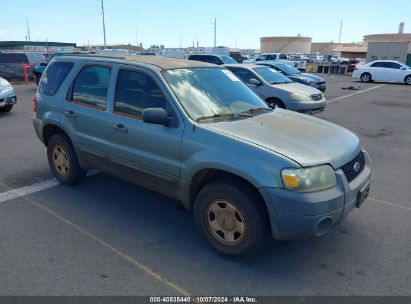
[114,69,168,119]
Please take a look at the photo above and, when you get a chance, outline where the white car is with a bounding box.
[0,77,17,112]
[330,55,349,64]
[352,60,411,84]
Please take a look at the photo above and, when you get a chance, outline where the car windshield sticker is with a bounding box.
[222,70,240,81]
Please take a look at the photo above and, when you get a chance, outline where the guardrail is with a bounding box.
[306,63,350,75]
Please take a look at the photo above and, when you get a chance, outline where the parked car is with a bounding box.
[34,51,91,85]
[352,60,411,84]
[225,64,326,114]
[248,53,307,71]
[330,55,349,64]
[256,61,326,92]
[347,58,366,73]
[33,55,371,258]
[100,49,130,56]
[187,54,237,65]
[139,51,158,56]
[0,77,17,112]
[229,52,244,63]
[0,51,44,80]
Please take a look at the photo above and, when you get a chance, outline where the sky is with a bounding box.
[0,0,410,49]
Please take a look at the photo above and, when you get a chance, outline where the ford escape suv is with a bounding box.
[33,55,372,258]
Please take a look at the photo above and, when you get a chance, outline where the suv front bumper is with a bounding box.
[259,150,372,240]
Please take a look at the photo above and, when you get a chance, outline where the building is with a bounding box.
[0,40,76,51]
[260,36,312,54]
[364,33,411,63]
[311,42,343,56]
[333,45,368,59]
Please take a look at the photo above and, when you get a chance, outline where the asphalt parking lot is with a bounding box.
[0,74,410,296]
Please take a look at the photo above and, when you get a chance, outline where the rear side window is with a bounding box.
[70,65,110,109]
[371,62,384,68]
[39,61,74,96]
[279,53,288,60]
[114,69,167,118]
[0,53,29,63]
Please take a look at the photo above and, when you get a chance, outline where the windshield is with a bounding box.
[163,68,270,121]
[220,56,237,64]
[253,67,293,84]
[273,62,300,75]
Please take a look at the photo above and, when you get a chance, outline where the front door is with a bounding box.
[106,66,184,199]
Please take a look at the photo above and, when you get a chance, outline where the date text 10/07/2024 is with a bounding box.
[149,296,258,303]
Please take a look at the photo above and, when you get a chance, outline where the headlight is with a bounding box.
[281,165,336,192]
[290,92,311,101]
[0,78,12,92]
[303,78,314,84]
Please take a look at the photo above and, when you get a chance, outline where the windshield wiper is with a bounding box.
[239,107,273,115]
[196,112,252,122]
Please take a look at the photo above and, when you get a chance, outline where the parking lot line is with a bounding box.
[369,197,411,212]
[327,84,387,103]
[5,186,193,297]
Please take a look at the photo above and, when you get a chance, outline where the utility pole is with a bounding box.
[101,0,107,48]
[26,16,31,42]
[338,20,342,43]
[214,18,217,47]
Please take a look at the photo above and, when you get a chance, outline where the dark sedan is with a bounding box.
[256,61,326,92]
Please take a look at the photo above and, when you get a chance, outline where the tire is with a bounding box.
[360,72,372,83]
[0,105,13,112]
[194,179,270,258]
[47,133,86,185]
[405,75,411,85]
[266,98,285,109]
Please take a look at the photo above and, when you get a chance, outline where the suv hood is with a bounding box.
[203,110,360,169]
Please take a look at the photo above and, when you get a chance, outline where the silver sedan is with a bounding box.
[225,64,326,114]
[0,77,17,112]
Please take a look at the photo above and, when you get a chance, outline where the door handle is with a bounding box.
[64,110,77,118]
[112,123,128,133]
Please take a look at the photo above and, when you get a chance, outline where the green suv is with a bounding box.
[33,55,372,258]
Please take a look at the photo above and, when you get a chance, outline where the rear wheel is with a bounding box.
[266,98,285,109]
[194,179,270,258]
[47,133,86,185]
[405,75,411,85]
[360,72,372,82]
[0,105,13,112]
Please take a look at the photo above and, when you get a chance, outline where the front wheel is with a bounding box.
[266,98,285,109]
[360,73,372,82]
[405,75,411,85]
[194,179,270,258]
[47,133,86,185]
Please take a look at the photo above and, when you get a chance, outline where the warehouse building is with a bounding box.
[363,33,411,63]
[260,36,312,53]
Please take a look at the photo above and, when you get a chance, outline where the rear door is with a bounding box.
[63,64,115,171]
[369,62,385,80]
[105,66,184,198]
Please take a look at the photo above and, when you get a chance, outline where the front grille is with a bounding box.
[340,152,365,182]
[311,93,323,101]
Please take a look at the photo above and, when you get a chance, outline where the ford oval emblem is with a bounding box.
[353,162,361,173]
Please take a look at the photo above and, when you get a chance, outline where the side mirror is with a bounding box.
[142,108,169,126]
[400,67,406,70]
[248,78,261,86]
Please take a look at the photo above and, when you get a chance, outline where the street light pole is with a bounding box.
[101,0,107,48]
